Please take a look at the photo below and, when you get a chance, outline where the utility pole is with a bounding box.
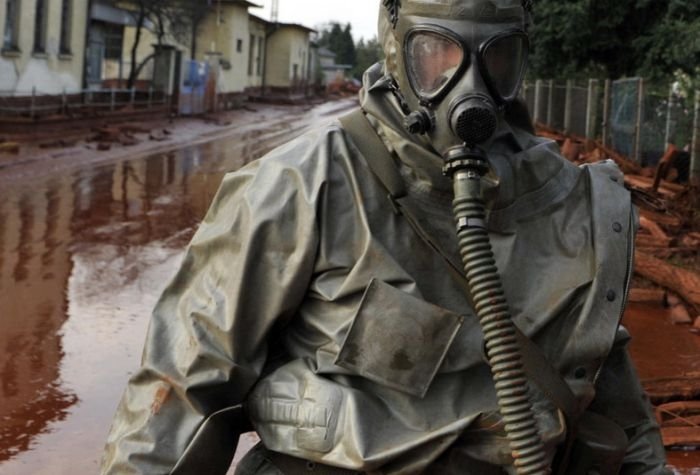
[271,0,279,22]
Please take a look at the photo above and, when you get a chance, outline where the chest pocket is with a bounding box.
[335,279,464,398]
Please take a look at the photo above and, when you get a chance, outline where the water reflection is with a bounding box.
[0,140,237,473]
[0,101,355,474]
[0,177,75,463]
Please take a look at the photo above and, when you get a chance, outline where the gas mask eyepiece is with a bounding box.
[399,23,529,151]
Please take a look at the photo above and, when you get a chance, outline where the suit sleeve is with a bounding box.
[100,139,323,474]
[588,330,673,475]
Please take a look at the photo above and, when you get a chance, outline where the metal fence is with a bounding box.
[0,87,169,120]
[523,78,700,182]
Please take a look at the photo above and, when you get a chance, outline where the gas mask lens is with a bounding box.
[480,32,528,101]
[406,31,464,97]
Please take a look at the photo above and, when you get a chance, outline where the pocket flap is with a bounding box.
[335,279,464,398]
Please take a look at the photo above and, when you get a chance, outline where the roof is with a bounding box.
[271,22,316,34]
[218,0,262,8]
[317,47,336,58]
[249,13,270,25]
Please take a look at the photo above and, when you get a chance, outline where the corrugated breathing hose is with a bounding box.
[445,151,550,475]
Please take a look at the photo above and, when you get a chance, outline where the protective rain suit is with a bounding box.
[101,18,669,475]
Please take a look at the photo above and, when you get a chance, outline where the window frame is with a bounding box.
[33,0,49,54]
[2,0,20,52]
[59,0,73,55]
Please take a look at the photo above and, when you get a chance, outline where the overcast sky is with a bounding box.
[253,0,380,41]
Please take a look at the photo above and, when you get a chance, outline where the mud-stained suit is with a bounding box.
[100,62,669,475]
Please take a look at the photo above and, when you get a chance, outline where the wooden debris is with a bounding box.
[625,174,679,199]
[560,138,582,162]
[638,208,683,231]
[638,247,699,260]
[666,292,693,324]
[640,216,671,241]
[119,124,150,134]
[660,427,700,447]
[628,288,666,304]
[93,127,122,143]
[643,374,700,404]
[655,401,700,447]
[634,251,700,316]
[0,142,20,154]
[682,233,700,248]
[636,234,672,248]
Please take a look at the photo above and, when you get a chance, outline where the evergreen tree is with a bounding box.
[353,37,384,79]
[318,22,356,65]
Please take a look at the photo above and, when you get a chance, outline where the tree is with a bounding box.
[167,0,210,60]
[528,0,700,82]
[352,37,384,79]
[117,0,210,89]
[115,0,172,89]
[318,22,356,66]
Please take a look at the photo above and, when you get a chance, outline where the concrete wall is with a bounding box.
[198,3,250,94]
[0,0,89,94]
[247,18,266,89]
[265,27,311,88]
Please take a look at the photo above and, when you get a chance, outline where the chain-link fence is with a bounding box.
[523,78,700,183]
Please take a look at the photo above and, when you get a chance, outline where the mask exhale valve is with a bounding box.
[444,147,551,475]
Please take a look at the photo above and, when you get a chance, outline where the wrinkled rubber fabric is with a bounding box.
[100,62,668,475]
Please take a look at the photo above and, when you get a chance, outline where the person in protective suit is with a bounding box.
[100,1,671,474]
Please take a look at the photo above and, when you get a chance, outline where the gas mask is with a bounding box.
[380,0,530,158]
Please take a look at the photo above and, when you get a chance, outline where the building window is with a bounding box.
[59,0,73,54]
[236,38,243,53]
[248,34,254,75]
[3,0,19,51]
[257,37,263,76]
[33,0,48,53]
[103,23,123,60]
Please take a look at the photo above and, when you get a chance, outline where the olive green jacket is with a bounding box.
[101,64,668,474]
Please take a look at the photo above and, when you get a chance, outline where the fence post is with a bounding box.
[633,78,644,163]
[602,80,611,147]
[585,79,599,141]
[691,91,700,187]
[533,79,543,124]
[148,86,153,108]
[110,88,116,111]
[61,88,67,115]
[564,79,574,135]
[546,79,555,127]
[664,84,675,147]
[525,81,531,104]
[130,87,136,106]
[30,86,36,119]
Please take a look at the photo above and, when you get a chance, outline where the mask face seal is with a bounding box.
[400,24,529,150]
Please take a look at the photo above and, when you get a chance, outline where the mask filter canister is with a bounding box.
[449,94,498,146]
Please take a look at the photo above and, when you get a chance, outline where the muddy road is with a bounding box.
[0,96,698,474]
[0,98,355,474]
